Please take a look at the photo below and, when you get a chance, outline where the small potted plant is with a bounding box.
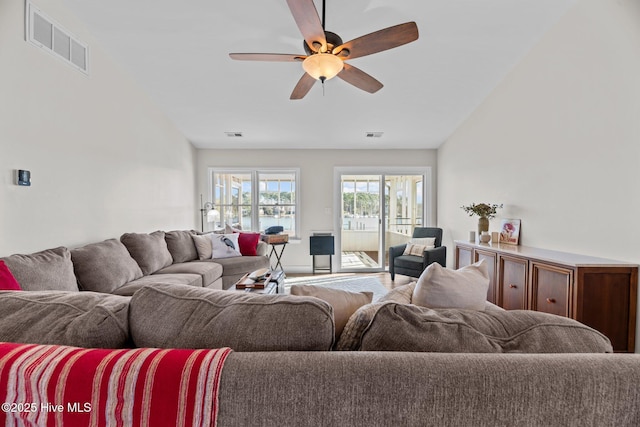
[461,203,503,234]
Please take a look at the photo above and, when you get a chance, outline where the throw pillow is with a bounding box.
[120,231,173,276]
[290,285,373,341]
[237,232,261,256]
[71,239,143,294]
[412,260,489,311]
[410,237,436,248]
[403,244,427,256]
[0,260,21,290]
[164,230,198,263]
[2,247,79,292]
[211,234,241,259]
[192,234,213,260]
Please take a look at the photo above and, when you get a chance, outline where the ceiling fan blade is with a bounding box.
[290,73,316,100]
[337,63,383,94]
[286,0,327,52]
[333,22,418,60]
[229,53,306,62]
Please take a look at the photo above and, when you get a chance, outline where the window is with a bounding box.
[209,168,299,236]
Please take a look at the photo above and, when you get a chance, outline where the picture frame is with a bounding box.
[499,219,521,245]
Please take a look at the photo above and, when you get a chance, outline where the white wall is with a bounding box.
[196,149,437,271]
[437,0,640,348]
[0,0,197,255]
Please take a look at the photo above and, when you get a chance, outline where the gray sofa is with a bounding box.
[0,229,270,295]
[1,239,640,425]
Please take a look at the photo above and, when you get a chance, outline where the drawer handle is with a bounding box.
[509,284,517,289]
[546,298,556,304]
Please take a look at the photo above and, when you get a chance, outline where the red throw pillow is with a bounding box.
[237,232,261,256]
[0,260,22,290]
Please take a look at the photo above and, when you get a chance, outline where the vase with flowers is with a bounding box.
[461,203,503,235]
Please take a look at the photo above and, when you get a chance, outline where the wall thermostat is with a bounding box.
[17,170,31,186]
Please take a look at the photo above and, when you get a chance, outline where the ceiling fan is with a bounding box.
[229,0,419,100]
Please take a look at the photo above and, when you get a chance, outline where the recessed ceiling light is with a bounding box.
[366,132,384,138]
[225,132,243,137]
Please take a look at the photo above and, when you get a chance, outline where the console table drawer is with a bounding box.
[498,255,528,310]
[529,262,573,317]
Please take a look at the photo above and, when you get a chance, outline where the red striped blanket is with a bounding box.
[0,343,232,427]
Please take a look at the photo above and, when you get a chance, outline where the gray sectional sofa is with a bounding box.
[1,235,640,426]
[1,229,270,295]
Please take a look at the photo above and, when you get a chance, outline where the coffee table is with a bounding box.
[230,270,285,294]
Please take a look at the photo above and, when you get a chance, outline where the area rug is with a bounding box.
[341,252,378,268]
[284,275,389,302]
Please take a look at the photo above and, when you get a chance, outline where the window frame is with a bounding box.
[208,167,301,238]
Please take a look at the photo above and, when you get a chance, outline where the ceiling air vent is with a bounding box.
[366,132,384,138]
[225,132,243,137]
[26,1,88,75]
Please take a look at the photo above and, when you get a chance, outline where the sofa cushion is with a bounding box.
[71,239,143,293]
[1,247,78,292]
[290,285,372,341]
[129,284,335,351]
[165,230,198,263]
[121,231,173,275]
[413,260,489,311]
[192,234,213,260]
[112,273,203,296]
[155,262,223,287]
[0,260,22,290]
[0,291,130,348]
[214,256,270,277]
[359,303,613,353]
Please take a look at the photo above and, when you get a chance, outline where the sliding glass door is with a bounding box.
[336,168,429,272]
[341,175,383,269]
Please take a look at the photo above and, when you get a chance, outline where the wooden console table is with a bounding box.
[454,240,638,353]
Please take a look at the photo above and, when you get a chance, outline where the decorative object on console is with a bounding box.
[461,203,503,234]
[479,231,491,243]
[491,231,500,243]
[499,219,521,245]
[412,260,489,311]
[469,231,476,242]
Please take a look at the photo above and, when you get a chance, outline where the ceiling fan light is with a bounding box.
[302,53,344,81]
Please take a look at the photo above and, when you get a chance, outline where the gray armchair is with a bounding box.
[389,227,446,280]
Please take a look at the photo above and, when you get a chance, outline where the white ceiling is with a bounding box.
[61,0,576,150]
